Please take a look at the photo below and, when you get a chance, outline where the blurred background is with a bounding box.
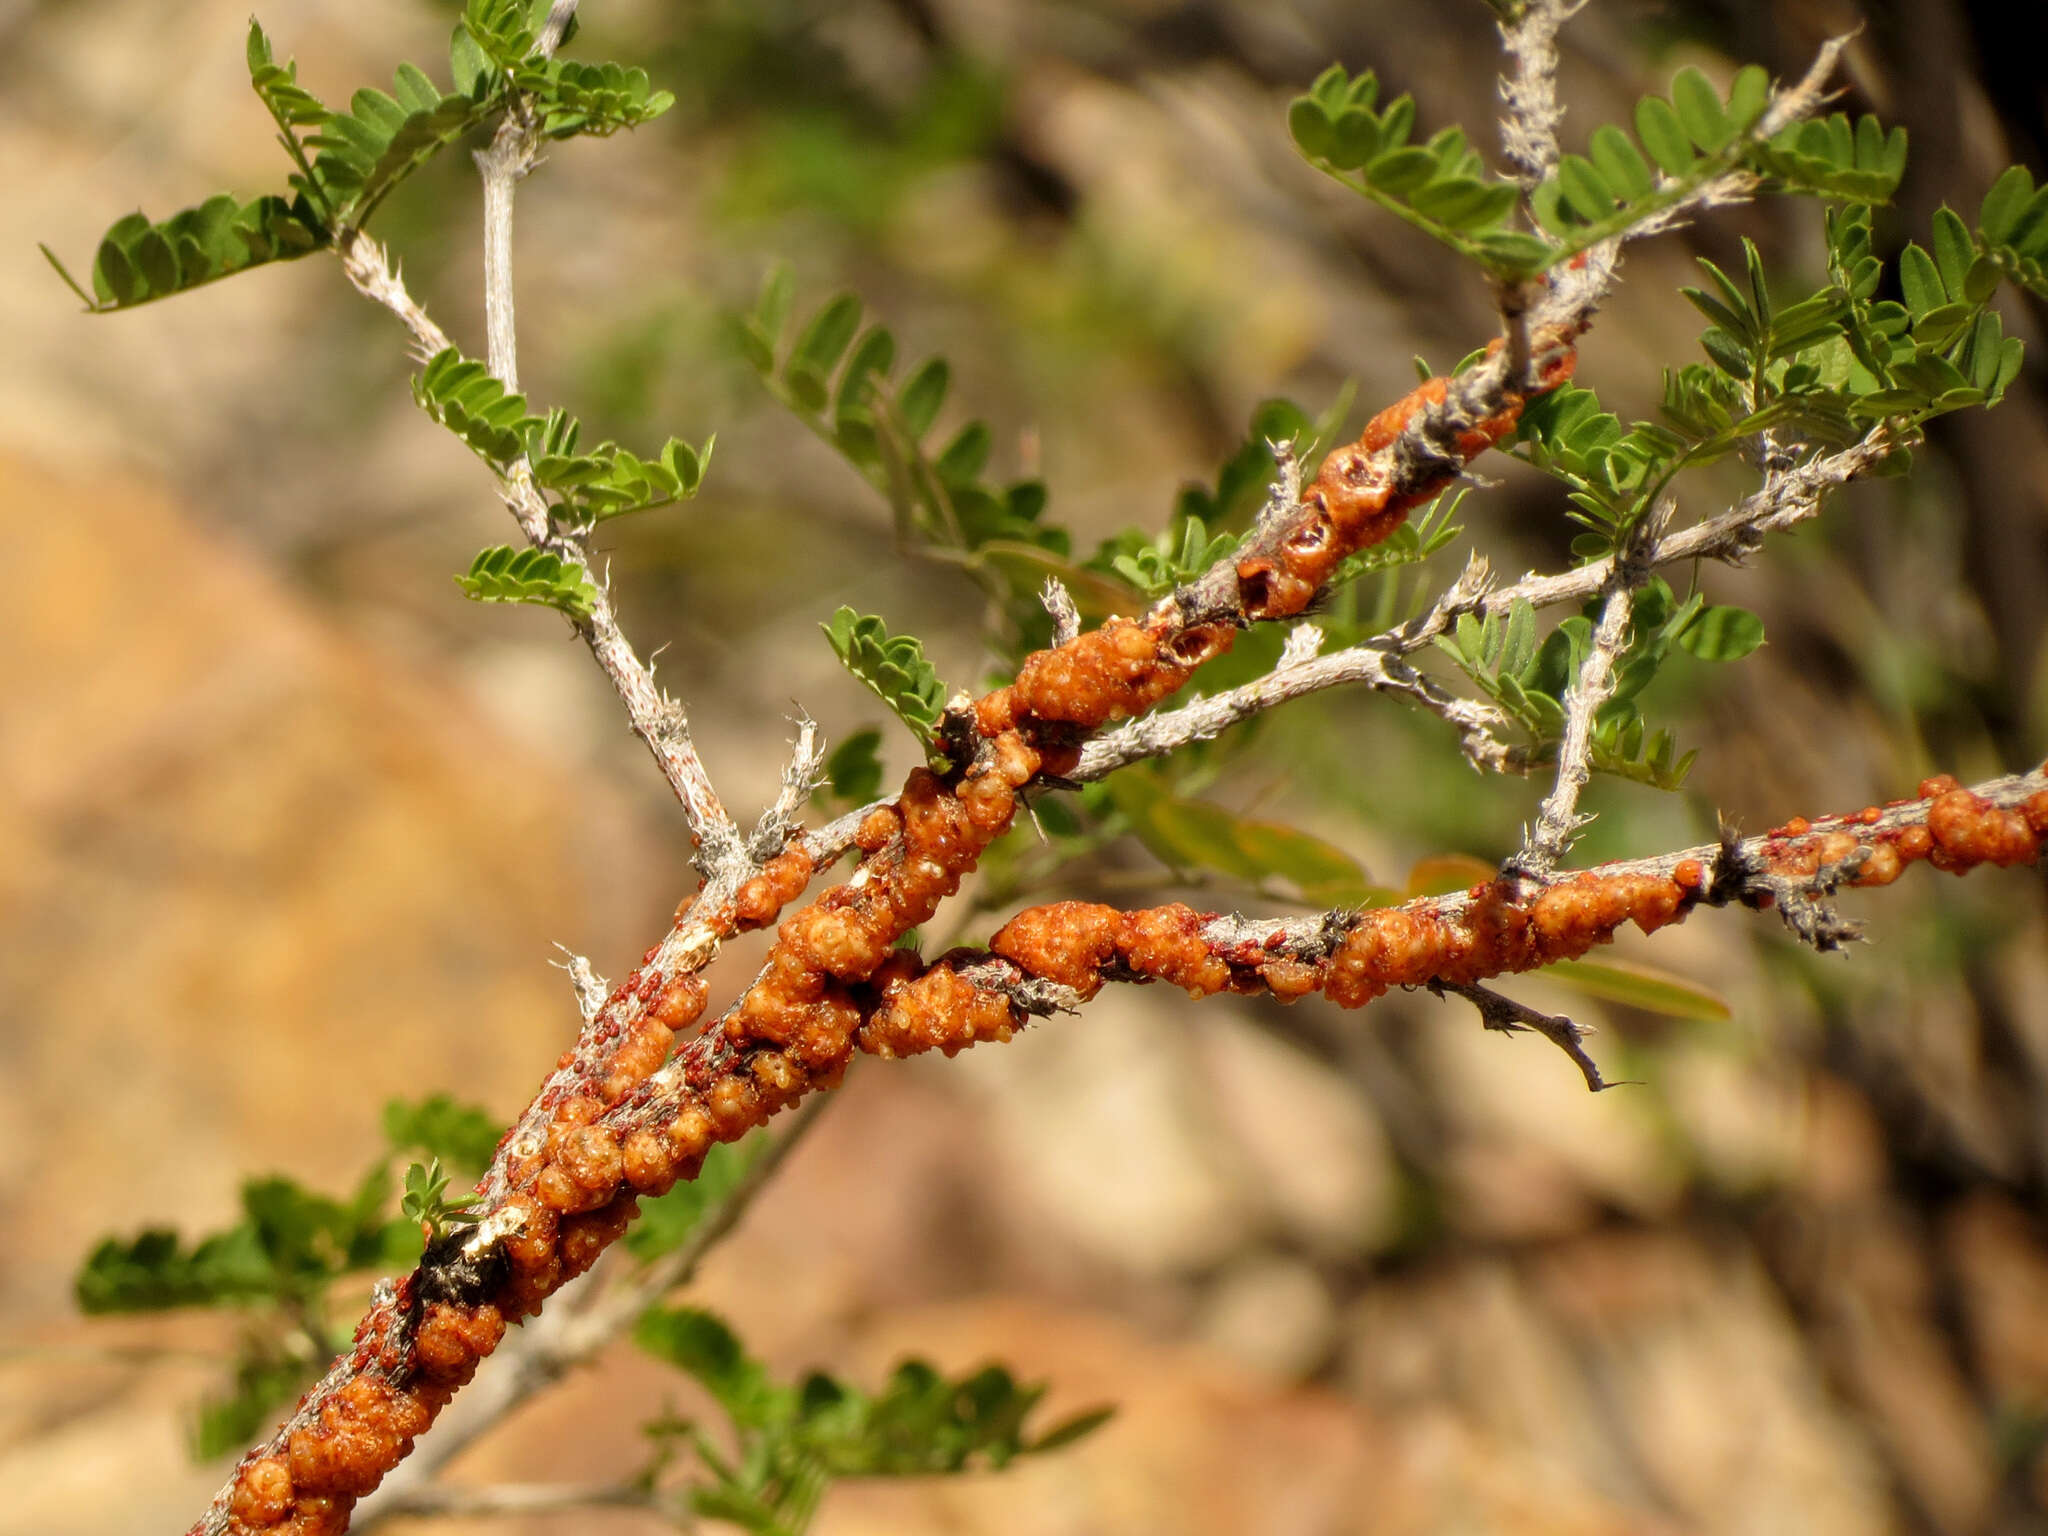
[4,0,2048,1531]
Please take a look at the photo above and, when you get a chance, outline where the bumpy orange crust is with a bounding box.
[977,338,1579,738]
[216,765,2046,1531]
[990,778,2048,1010]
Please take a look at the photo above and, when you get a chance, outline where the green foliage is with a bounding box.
[73,1094,503,1458]
[456,545,600,620]
[455,0,548,70]
[1288,65,1537,273]
[1432,579,1765,790]
[1974,164,2048,300]
[822,608,949,748]
[1096,514,1244,599]
[48,4,670,313]
[525,58,675,137]
[1290,62,1903,281]
[460,2,671,133]
[40,194,324,313]
[248,21,498,233]
[636,1306,1111,1535]
[399,1158,483,1243]
[527,407,714,526]
[76,1225,280,1314]
[1825,206,2024,418]
[413,348,543,464]
[76,1093,501,1321]
[1749,111,1910,203]
[1515,215,2025,555]
[740,271,1072,656]
[818,728,887,809]
[77,1170,410,1315]
[414,349,713,519]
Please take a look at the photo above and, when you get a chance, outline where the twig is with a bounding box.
[1073,625,1521,779]
[1194,764,2048,963]
[551,947,610,1022]
[335,125,747,880]
[750,716,826,860]
[1507,496,1672,877]
[1433,979,1614,1092]
[1496,0,1586,187]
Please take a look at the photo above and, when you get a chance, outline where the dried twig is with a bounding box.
[1433,978,1614,1092]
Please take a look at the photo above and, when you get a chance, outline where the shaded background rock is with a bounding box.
[2,0,2047,1533]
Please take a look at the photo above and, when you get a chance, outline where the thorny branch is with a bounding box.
[1508,496,1673,878]
[187,23,2022,1536]
[1071,425,1897,791]
[976,764,2048,1087]
[351,1098,830,1530]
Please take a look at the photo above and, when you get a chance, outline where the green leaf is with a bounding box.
[1898,243,1944,318]
[1677,605,1764,661]
[820,729,886,807]
[1588,123,1654,200]
[1366,146,1437,193]
[1930,207,1975,297]
[524,57,675,139]
[399,1157,480,1239]
[1724,64,1769,132]
[935,420,993,486]
[897,358,950,439]
[1230,819,1380,907]
[414,347,542,465]
[793,293,863,382]
[1541,957,1731,1021]
[1029,1405,1117,1454]
[53,194,323,312]
[455,545,598,620]
[822,607,949,744]
[636,1307,782,1429]
[1556,154,1616,222]
[1288,96,1338,162]
[1978,164,2034,246]
[1670,67,1730,151]
[1634,95,1693,176]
